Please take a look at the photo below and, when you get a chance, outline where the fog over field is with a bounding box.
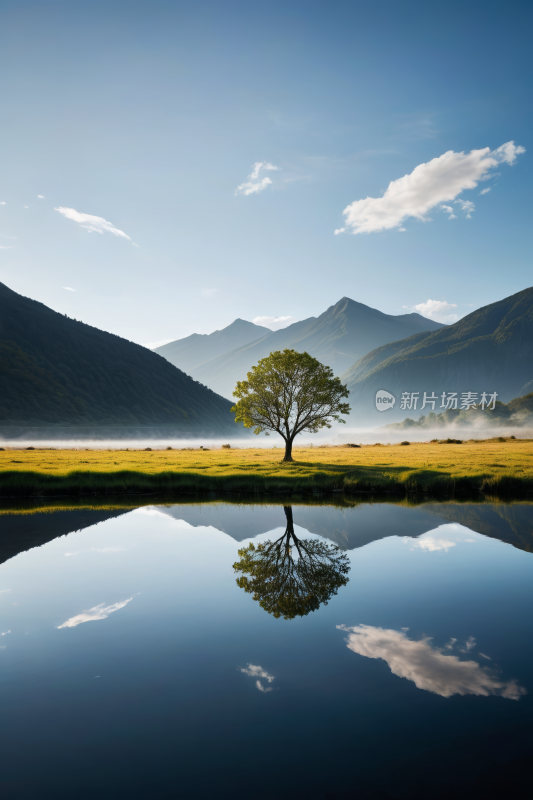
[2,423,532,450]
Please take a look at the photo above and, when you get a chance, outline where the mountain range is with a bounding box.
[3,279,532,433]
[0,282,238,432]
[342,286,533,423]
[156,297,445,399]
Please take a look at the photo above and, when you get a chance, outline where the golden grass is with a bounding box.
[1,438,532,497]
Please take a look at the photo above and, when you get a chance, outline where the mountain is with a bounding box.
[0,508,132,567]
[0,282,239,431]
[188,297,445,399]
[154,318,270,373]
[342,287,533,423]
[159,500,533,554]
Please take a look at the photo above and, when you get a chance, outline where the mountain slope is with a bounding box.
[190,298,445,399]
[0,509,133,567]
[154,318,270,373]
[0,282,238,430]
[342,287,533,423]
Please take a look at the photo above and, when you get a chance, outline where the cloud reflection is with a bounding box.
[411,535,456,552]
[57,598,133,628]
[240,663,275,693]
[403,524,478,552]
[64,547,124,557]
[337,625,526,700]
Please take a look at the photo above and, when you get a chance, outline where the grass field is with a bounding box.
[1,437,533,498]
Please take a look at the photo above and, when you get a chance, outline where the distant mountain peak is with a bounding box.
[154,317,271,373]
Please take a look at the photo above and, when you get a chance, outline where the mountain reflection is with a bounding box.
[233,506,350,620]
[338,624,526,700]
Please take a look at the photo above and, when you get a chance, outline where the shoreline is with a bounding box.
[1,441,533,500]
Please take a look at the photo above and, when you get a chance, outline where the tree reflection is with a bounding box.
[233,506,350,620]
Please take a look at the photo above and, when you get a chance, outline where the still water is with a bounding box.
[1,499,532,799]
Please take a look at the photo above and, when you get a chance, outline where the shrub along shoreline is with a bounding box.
[0,469,531,498]
[1,439,532,498]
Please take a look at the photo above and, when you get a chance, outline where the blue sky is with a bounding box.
[0,0,530,346]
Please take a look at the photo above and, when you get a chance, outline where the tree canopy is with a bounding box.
[233,506,350,620]
[231,349,350,461]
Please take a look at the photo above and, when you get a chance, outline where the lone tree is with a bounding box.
[231,349,350,462]
[233,506,350,620]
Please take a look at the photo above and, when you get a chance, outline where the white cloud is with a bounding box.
[455,199,475,218]
[24,205,29,209]
[1,630,11,636]
[55,207,130,239]
[240,663,275,692]
[63,287,76,292]
[251,162,279,179]
[0,245,14,250]
[409,535,457,552]
[494,141,525,164]
[440,205,457,220]
[236,162,280,196]
[479,187,491,196]
[405,299,458,324]
[334,227,346,235]
[252,315,297,331]
[337,141,525,235]
[37,195,45,199]
[64,547,124,556]
[0,201,5,205]
[57,597,133,628]
[144,339,174,349]
[338,624,526,700]
[201,288,218,297]
[421,301,458,322]
[236,177,272,196]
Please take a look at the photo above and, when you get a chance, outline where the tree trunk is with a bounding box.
[283,439,293,462]
[283,506,295,551]
[283,505,294,534]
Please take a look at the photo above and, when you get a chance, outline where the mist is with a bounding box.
[2,423,531,450]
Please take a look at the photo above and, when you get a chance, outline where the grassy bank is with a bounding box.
[1,439,532,498]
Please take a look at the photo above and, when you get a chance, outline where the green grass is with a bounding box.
[1,438,533,498]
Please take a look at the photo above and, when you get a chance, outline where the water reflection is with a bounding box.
[57,597,134,628]
[337,624,527,700]
[240,663,275,692]
[158,499,533,553]
[233,506,350,619]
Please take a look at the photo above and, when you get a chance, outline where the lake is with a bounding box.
[1,497,532,799]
